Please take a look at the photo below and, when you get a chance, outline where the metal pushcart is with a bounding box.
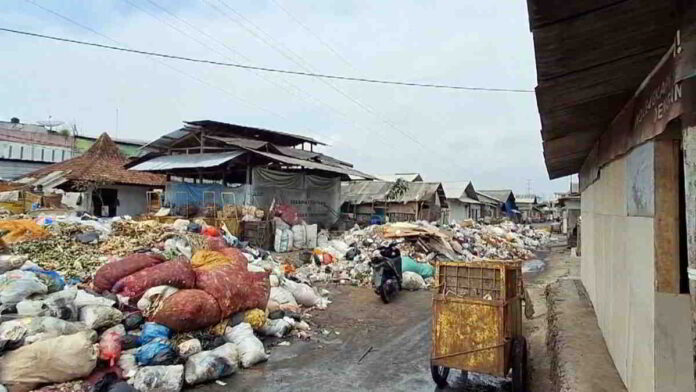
[430,260,528,391]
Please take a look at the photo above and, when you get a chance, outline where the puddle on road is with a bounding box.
[522,259,545,274]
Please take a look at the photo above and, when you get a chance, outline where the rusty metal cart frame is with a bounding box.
[430,260,528,391]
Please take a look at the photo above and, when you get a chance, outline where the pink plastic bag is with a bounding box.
[98,332,122,367]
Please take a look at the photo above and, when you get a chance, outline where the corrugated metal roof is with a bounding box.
[341,181,443,204]
[129,150,246,171]
[478,190,513,203]
[203,135,269,150]
[441,181,472,199]
[374,173,422,182]
[252,150,374,179]
[458,196,481,204]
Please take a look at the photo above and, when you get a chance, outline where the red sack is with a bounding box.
[151,289,221,332]
[98,331,122,367]
[195,263,270,318]
[93,253,165,292]
[218,247,248,266]
[206,237,227,251]
[111,259,195,299]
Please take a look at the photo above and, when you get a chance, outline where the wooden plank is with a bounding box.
[526,0,623,29]
[655,138,681,293]
[532,0,677,81]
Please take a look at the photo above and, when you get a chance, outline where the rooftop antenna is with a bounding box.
[37,115,63,131]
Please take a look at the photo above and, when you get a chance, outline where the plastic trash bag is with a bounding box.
[117,354,138,379]
[132,365,183,392]
[177,339,202,359]
[0,255,27,274]
[107,382,136,392]
[0,317,88,349]
[16,294,77,321]
[79,305,123,329]
[99,331,122,366]
[269,286,297,307]
[137,286,178,317]
[401,271,427,290]
[123,312,144,330]
[224,323,268,368]
[401,257,434,278]
[135,338,177,366]
[259,318,293,338]
[138,322,172,346]
[93,254,165,292]
[0,330,98,392]
[73,289,116,308]
[150,289,221,332]
[184,343,239,385]
[281,280,321,307]
[0,270,47,305]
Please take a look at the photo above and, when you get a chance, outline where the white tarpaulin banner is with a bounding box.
[251,167,340,227]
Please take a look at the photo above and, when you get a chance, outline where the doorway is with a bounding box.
[92,188,118,217]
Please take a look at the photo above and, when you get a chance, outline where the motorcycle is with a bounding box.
[370,242,403,303]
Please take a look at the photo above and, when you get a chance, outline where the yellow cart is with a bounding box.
[430,260,528,391]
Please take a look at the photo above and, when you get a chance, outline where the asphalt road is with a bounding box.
[193,283,510,392]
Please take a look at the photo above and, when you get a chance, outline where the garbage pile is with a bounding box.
[292,220,550,288]
[0,215,330,392]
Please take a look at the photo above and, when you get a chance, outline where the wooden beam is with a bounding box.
[655,138,681,293]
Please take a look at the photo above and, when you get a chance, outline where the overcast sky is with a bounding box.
[0,0,574,198]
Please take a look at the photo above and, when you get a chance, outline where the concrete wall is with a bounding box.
[82,185,151,217]
[0,160,50,180]
[581,141,694,392]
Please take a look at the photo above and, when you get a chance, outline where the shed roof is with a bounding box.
[341,181,446,205]
[22,133,165,187]
[477,190,514,203]
[526,0,679,178]
[441,181,473,200]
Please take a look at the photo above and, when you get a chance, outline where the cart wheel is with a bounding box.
[431,365,450,389]
[511,337,529,392]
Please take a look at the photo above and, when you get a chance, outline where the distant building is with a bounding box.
[441,181,482,222]
[17,133,164,217]
[477,190,519,220]
[515,195,540,223]
[0,119,150,180]
[341,180,446,224]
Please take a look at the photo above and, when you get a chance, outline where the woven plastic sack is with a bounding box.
[0,220,48,244]
[0,330,98,392]
[401,271,427,290]
[111,259,195,300]
[195,263,270,318]
[79,305,123,329]
[205,237,227,251]
[191,250,233,271]
[137,286,178,317]
[94,254,165,292]
[151,289,221,332]
[132,365,183,392]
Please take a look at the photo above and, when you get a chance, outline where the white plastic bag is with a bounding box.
[269,287,297,306]
[291,225,306,250]
[282,280,321,307]
[184,343,238,385]
[0,317,88,348]
[132,365,183,392]
[224,323,268,368]
[118,353,139,379]
[178,339,202,359]
[79,305,123,329]
[73,288,116,308]
[401,271,427,290]
[259,318,293,338]
[0,255,27,274]
[0,270,47,305]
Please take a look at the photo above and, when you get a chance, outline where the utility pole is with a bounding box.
[526,179,532,197]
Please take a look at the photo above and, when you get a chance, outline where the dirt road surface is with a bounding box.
[194,239,573,392]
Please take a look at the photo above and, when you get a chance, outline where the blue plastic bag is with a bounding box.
[24,267,65,292]
[138,322,172,345]
[135,337,177,365]
[401,257,434,278]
